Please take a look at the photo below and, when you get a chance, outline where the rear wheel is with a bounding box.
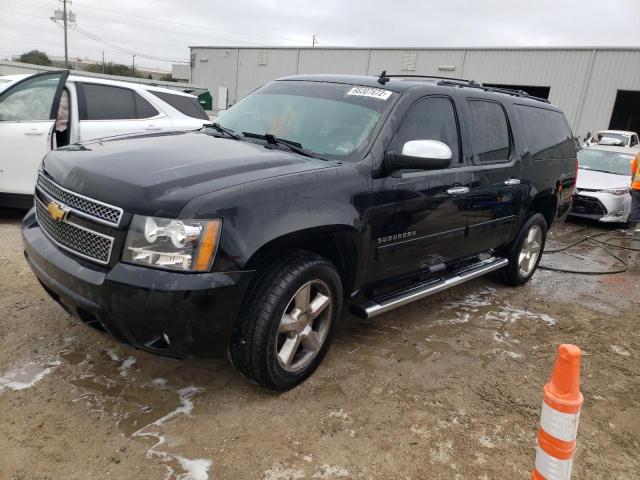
[229,251,342,391]
[495,213,547,286]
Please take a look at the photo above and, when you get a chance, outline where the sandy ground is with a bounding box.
[1,208,639,480]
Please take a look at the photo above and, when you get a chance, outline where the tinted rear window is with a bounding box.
[515,104,575,159]
[150,91,208,120]
[78,83,158,120]
[466,99,512,163]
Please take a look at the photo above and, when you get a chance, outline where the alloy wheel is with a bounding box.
[518,225,543,277]
[275,280,333,373]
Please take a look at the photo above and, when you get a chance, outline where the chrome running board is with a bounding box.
[351,256,509,319]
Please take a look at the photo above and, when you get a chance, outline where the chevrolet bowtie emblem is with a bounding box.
[46,201,68,221]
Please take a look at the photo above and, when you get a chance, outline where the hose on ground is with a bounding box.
[538,225,640,275]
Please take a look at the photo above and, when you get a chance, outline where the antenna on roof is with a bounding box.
[377,70,390,85]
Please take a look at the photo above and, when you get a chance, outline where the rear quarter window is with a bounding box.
[149,91,208,120]
[78,83,159,120]
[515,104,575,159]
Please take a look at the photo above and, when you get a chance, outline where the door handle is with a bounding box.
[145,125,162,131]
[446,186,470,195]
[24,128,45,136]
[504,178,521,185]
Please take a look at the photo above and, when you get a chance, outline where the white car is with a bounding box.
[570,145,637,223]
[584,129,639,149]
[0,71,210,208]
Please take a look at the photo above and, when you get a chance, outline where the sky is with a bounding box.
[2,0,640,71]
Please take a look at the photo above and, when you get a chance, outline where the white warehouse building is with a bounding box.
[189,46,640,139]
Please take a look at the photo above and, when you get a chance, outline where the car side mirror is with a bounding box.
[386,140,452,171]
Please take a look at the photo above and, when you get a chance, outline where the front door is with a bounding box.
[369,95,475,284]
[0,71,69,197]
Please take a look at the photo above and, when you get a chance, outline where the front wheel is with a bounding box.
[495,213,547,286]
[229,251,343,391]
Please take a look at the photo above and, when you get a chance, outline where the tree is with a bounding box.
[159,73,177,82]
[85,62,140,78]
[19,50,51,66]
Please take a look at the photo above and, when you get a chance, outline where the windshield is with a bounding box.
[215,81,397,160]
[578,149,633,175]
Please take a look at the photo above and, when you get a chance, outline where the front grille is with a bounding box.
[35,199,114,264]
[37,174,123,227]
[572,194,607,216]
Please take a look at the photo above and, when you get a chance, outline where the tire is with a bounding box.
[494,213,547,286]
[229,250,343,391]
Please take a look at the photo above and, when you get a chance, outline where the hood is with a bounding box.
[43,130,333,218]
[576,168,631,191]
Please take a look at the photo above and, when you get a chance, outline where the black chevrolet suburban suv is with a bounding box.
[22,73,577,390]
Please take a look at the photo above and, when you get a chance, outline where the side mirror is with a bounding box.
[386,140,452,171]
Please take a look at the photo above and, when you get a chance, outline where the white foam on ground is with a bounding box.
[485,303,556,325]
[611,345,631,356]
[133,386,213,480]
[119,357,136,377]
[175,457,213,480]
[312,464,350,478]
[263,464,306,480]
[0,358,59,393]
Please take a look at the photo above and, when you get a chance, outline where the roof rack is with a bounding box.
[375,71,550,104]
[437,79,550,103]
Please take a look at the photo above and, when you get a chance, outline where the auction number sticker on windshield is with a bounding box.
[346,87,393,100]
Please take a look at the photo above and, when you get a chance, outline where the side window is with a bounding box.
[466,99,511,163]
[390,96,460,164]
[78,83,158,120]
[514,104,575,159]
[0,74,64,122]
[149,91,209,120]
[631,135,639,147]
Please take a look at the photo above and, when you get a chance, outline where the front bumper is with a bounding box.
[569,191,631,223]
[22,210,254,358]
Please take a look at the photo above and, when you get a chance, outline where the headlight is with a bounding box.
[601,188,629,196]
[123,215,221,272]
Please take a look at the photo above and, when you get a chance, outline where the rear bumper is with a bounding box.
[569,191,631,223]
[22,210,253,358]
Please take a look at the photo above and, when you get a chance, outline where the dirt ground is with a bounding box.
[1,208,638,480]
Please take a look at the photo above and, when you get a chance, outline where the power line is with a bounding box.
[68,24,188,63]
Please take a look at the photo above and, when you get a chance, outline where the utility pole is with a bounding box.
[312,34,318,47]
[62,0,68,67]
[132,54,136,75]
[102,50,105,73]
[51,1,75,68]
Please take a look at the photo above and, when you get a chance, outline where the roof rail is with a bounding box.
[437,79,550,103]
[376,71,550,104]
[384,74,480,85]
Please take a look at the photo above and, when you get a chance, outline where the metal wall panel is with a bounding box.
[298,49,370,75]
[189,47,640,131]
[462,49,593,129]
[190,47,239,109]
[236,49,298,100]
[368,49,465,78]
[576,50,640,136]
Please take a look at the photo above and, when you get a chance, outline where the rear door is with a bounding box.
[76,82,168,141]
[462,97,523,252]
[369,95,476,284]
[0,71,69,196]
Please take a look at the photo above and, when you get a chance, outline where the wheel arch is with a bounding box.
[245,225,363,298]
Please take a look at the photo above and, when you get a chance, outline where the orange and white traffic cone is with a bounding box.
[531,344,583,480]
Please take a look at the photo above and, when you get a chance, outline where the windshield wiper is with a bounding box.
[242,132,322,159]
[204,123,241,140]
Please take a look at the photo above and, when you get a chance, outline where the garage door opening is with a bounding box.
[609,90,640,133]
[483,83,550,99]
